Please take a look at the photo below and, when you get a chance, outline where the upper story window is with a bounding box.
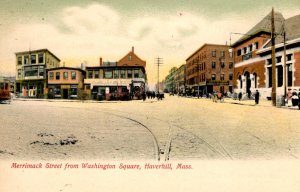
[249,44,253,52]
[229,62,233,69]
[56,72,60,80]
[71,71,76,80]
[229,51,233,58]
[88,71,93,79]
[212,50,216,57]
[211,74,216,80]
[237,49,241,56]
[104,69,112,79]
[134,69,139,78]
[286,54,292,61]
[31,55,36,64]
[229,73,233,80]
[220,51,225,57]
[49,72,54,80]
[24,56,29,65]
[17,56,22,65]
[127,69,132,78]
[18,69,21,78]
[113,70,119,79]
[128,55,132,61]
[63,72,68,80]
[221,62,225,68]
[212,61,216,69]
[38,53,44,63]
[220,74,225,80]
[243,47,247,54]
[255,42,259,49]
[120,70,126,78]
[94,71,99,78]
[276,56,282,63]
[267,58,272,65]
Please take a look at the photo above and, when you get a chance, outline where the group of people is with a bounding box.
[237,90,260,104]
[287,89,300,109]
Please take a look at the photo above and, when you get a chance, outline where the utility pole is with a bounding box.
[271,8,277,106]
[155,57,163,93]
[283,23,287,104]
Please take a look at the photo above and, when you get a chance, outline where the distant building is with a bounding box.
[15,49,60,98]
[186,44,234,96]
[175,64,186,94]
[164,67,177,93]
[84,47,147,100]
[47,67,86,99]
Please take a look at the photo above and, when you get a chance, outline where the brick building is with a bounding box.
[84,47,147,100]
[186,44,234,96]
[231,11,285,99]
[47,67,85,99]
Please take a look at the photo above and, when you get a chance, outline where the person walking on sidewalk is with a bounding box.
[255,90,260,105]
[298,89,300,110]
[238,92,242,101]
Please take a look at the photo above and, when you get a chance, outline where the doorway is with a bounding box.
[63,89,68,99]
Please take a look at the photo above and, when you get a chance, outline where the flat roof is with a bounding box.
[15,49,61,62]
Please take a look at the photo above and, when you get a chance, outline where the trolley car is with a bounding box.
[0,80,11,103]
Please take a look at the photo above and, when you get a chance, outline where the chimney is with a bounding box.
[99,57,102,66]
[132,46,134,53]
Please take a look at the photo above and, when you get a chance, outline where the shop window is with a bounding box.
[49,72,54,80]
[56,72,60,80]
[71,71,76,80]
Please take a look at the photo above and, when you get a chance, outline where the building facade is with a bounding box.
[47,67,86,99]
[186,44,234,96]
[15,49,60,98]
[84,47,147,100]
[232,11,285,99]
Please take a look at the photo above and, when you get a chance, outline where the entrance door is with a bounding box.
[244,72,251,95]
[63,89,68,99]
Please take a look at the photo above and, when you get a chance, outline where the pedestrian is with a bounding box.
[287,89,292,106]
[255,90,260,105]
[238,92,242,101]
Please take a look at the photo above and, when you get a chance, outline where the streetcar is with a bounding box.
[0,80,11,103]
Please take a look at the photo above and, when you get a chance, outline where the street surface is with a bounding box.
[1,96,300,160]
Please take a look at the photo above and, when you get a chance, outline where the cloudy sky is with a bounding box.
[0,0,299,84]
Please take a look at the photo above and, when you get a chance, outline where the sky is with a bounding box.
[0,0,299,85]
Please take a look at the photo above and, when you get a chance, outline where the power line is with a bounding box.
[155,57,163,93]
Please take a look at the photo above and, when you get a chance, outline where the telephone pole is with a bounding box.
[155,57,163,93]
[271,8,277,106]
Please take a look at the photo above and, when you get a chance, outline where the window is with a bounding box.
[268,67,272,87]
[94,71,99,78]
[120,70,126,78]
[212,61,216,69]
[287,54,292,61]
[255,42,259,49]
[56,72,60,80]
[220,74,224,80]
[212,50,216,57]
[38,53,44,63]
[249,44,253,52]
[267,58,272,65]
[128,55,132,61]
[17,56,22,65]
[221,62,225,68]
[229,62,233,69]
[288,64,293,86]
[229,51,233,58]
[221,51,225,57]
[88,71,93,79]
[104,69,113,79]
[134,69,139,78]
[49,72,54,80]
[24,56,29,65]
[211,74,216,80]
[71,71,76,80]
[237,49,241,56]
[127,70,132,78]
[113,70,119,79]
[229,74,233,80]
[31,55,36,64]
[243,47,247,54]
[276,56,282,63]
[18,69,21,78]
[63,72,68,80]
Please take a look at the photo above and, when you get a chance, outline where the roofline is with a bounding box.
[186,43,229,61]
[15,49,61,62]
[118,50,146,63]
[231,30,271,47]
[257,37,300,54]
